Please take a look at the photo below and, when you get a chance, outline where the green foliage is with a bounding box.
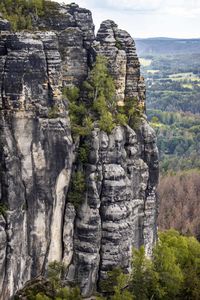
[124,98,144,130]
[78,142,90,164]
[83,55,143,133]
[88,56,115,106]
[153,235,184,299]
[48,261,64,290]
[100,267,123,293]
[0,203,8,216]
[15,231,200,300]
[129,230,200,300]
[85,56,116,133]
[111,273,134,300]
[143,55,200,114]
[35,293,50,300]
[63,86,80,103]
[115,40,123,50]
[82,116,94,136]
[63,86,93,137]
[139,48,200,168]
[98,112,116,134]
[149,109,200,173]
[68,171,86,209]
[16,260,82,300]
[157,230,200,300]
[48,106,60,119]
[0,0,46,31]
[130,247,162,300]
[115,113,128,126]
[100,268,134,300]
[56,287,82,300]
[63,56,143,136]
[0,0,62,31]
[140,49,200,175]
[151,116,159,124]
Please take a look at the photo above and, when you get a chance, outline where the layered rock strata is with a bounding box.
[0,3,158,299]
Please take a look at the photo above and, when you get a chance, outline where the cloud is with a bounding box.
[56,0,200,17]
[101,0,200,16]
[54,0,200,38]
[163,7,200,18]
[90,0,162,11]
[160,0,200,18]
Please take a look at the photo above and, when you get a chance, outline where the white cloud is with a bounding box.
[54,0,200,38]
[163,7,200,18]
[92,0,162,11]
[56,0,200,16]
[160,0,200,18]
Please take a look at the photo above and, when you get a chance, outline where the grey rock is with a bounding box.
[0,3,158,299]
[0,18,11,31]
[94,20,145,104]
[66,125,158,295]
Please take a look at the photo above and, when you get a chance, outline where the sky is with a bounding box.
[55,0,200,39]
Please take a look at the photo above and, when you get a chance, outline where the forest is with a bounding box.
[136,38,200,244]
[15,230,200,300]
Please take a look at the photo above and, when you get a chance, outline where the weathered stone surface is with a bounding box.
[94,20,145,105]
[0,3,159,299]
[14,276,53,300]
[0,215,6,293]
[64,124,158,297]
[0,17,11,31]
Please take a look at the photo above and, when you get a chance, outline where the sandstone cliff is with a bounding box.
[0,3,159,299]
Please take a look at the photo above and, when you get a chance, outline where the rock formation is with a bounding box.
[0,3,159,299]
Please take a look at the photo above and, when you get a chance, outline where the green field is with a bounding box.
[139,58,152,66]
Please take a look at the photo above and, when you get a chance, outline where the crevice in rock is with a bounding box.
[1,217,9,300]
[41,41,54,107]
[96,174,104,291]
[1,55,8,110]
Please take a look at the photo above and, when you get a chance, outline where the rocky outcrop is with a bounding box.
[93,20,145,105]
[0,3,158,299]
[66,124,158,296]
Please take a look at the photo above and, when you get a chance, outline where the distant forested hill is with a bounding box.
[135,38,200,56]
[136,38,200,173]
[137,39,200,172]
[137,38,200,238]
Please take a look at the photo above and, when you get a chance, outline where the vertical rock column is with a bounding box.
[0,31,73,299]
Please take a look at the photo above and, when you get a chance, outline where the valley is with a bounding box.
[136,38,200,238]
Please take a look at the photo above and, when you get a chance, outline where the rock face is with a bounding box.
[0,3,159,299]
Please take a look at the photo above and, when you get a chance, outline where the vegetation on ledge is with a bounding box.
[0,203,8,217]
[0,0,58,31]
[67,170,86,209]
[63,56,144,137]
[63,55,144,211]
[14,261,82,300]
